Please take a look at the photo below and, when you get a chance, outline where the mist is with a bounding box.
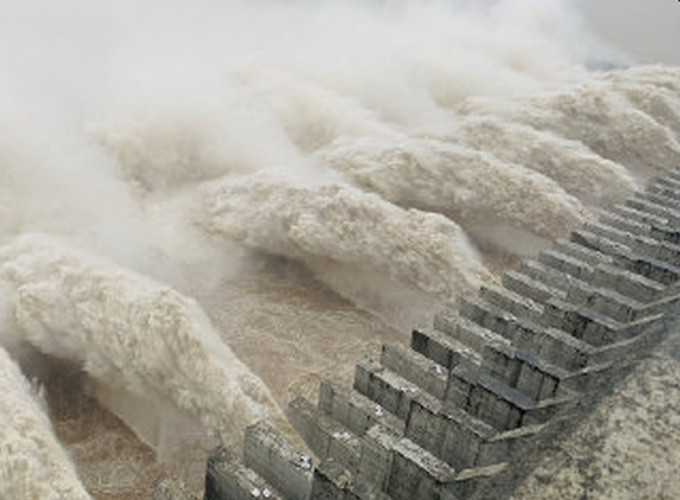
[575,0,680,65]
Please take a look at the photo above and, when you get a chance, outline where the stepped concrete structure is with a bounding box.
[168,168,680,499]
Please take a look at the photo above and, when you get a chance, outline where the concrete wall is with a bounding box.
[199,168,680,499]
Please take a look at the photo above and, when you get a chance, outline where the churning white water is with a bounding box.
[319,136,591,253]
[0,345,91,500]
[0,0,679,497]
[199,173,491,300]
[0,234,289,449]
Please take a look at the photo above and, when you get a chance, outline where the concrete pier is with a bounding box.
[196,167,680,500]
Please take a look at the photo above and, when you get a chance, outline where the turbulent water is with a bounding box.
[0,235,288,449]
[0,0,679,497]
[319,136,591,253]
[459,77,680,179]
[0,345,91,500]
[199,173,490,299]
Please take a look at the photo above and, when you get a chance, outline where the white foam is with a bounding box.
[319,136,590,251]
[612,66,680,94]
[446,116,638,206]
[0,234,287,451]
[0,345,91,500]
[461,78,680,179]
[604,70,680,137]
[199,173,491,301]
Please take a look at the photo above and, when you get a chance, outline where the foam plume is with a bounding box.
[199,173,491,301]
[461,74,680,179]
[0,345,91,500]
[603,74,680,136]
[443,116,638,206]
[613,66,680,94]
[319,137,589,253]
[0,234,287,451]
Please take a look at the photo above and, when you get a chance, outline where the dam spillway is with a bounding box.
[195,168,680,500]
[1,3,680,499]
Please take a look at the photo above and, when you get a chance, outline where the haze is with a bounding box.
[576,0,680,65]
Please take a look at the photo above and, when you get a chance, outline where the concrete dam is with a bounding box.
[150,169,680,499]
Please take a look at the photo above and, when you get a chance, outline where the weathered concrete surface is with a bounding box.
[510,325,680,499]
[205,447,283,500]
[243,422,313,500]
